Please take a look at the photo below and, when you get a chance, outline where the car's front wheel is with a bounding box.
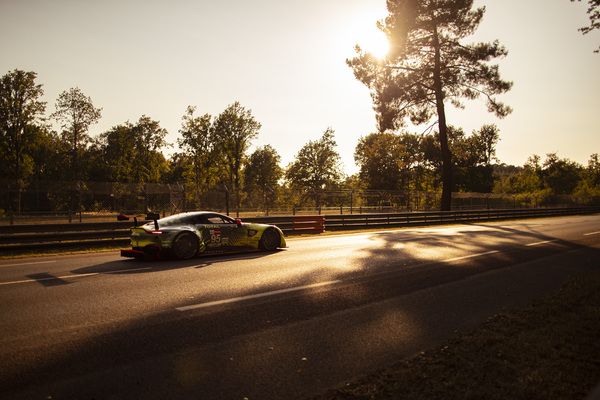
[172,232,199,259]
[259,228,280,251]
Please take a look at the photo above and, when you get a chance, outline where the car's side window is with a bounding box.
[193,217,209,225]
[207,216,235,225]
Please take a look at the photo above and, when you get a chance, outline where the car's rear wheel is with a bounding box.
[172,232,199,259]
[259,228,280,251]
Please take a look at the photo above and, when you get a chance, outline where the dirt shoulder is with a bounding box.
[312,271,600,400]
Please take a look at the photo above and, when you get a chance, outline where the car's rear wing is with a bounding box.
[117,212,160,230]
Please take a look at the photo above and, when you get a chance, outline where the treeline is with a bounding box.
[1,69,599,213]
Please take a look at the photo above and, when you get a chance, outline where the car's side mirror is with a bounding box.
[235,218,242,226]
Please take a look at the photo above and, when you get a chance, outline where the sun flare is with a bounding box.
[356,25,390,59]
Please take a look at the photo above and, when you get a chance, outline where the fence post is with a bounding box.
[224,186,230,216]
[77,181,83,223]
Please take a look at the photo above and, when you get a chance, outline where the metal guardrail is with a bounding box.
[1,207,598,253]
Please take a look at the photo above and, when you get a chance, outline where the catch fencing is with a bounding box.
[1,180,598,226]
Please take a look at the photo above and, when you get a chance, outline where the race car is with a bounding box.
[119,211,286,260]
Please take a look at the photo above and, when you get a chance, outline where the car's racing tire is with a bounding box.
[259,228,280,251]
[172,232,199,259]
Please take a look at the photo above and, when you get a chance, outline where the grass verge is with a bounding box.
[313,271,600,400]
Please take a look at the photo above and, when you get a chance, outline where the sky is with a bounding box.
[1,0,599,176]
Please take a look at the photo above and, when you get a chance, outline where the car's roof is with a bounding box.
[159,211,230,221]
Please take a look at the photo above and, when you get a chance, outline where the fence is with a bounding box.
[2,207,598,253]
[1,180,599,225]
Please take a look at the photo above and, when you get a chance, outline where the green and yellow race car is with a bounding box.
[120,211,286,260]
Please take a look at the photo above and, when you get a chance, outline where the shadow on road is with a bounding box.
[71,249,285,275]
[2,219,599,399]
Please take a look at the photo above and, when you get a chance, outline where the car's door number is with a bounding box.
[209,229,222,246]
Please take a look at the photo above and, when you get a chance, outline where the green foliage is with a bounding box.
[355,132,406,190]
[285,128,344,207]
[2,68,595,213]
[245,144,282,190]
[212,102,261,207]
[355,125,501,194]
[244,145,283,211]
[542,153,582,195]
[51,87,102,178]
[0,69,47,211]
[177,106,219,208]
[451,124,499,192]
[494,153,593,198]
[93,117,169,184]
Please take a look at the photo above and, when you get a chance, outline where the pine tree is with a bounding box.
[348,0,512,210]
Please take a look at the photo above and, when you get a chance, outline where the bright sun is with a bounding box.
[355,24,390,59]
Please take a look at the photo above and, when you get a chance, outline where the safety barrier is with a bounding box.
[1,207,598,253]
[292,215,325,234]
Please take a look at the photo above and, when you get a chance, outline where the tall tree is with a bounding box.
[575,153,600,196]
[571,0,600,52]
[285,127,344,208]
[347,0,512,210]
[542,153,582,195]
[94,117,169,183]
[178,106,217,207]
[133,115,169,183]
[212,102,261,208]
[0,69,46,212]
[354,132,406,190]
[51,87,102,178]
[245,145,283,212]
[95,122,137,182]
[450,125,498,192]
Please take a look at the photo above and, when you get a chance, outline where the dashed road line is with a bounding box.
[0,260,57,268]
[176,280,342,311]
[0,267,152,286]
[526,240,559,246]
[443,250,500,263]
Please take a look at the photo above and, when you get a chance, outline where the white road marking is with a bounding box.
[443,250,500,263]
[0,260,57,268]
[526,240,559,246]
[176,280,342,311]
[0,267,152,286]
[584,231,600,236]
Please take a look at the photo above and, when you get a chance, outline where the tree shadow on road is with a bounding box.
[71,249,285,275]
[3,220,599,399]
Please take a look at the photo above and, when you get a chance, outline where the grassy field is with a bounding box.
[312,271,600,400]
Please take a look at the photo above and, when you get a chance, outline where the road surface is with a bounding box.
[1,215,599,399]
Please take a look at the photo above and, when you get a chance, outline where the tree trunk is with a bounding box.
[433,24,453,211]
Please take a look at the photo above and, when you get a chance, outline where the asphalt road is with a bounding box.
[1,215,599,400]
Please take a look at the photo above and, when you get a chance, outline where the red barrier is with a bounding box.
[292,215,325,234]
